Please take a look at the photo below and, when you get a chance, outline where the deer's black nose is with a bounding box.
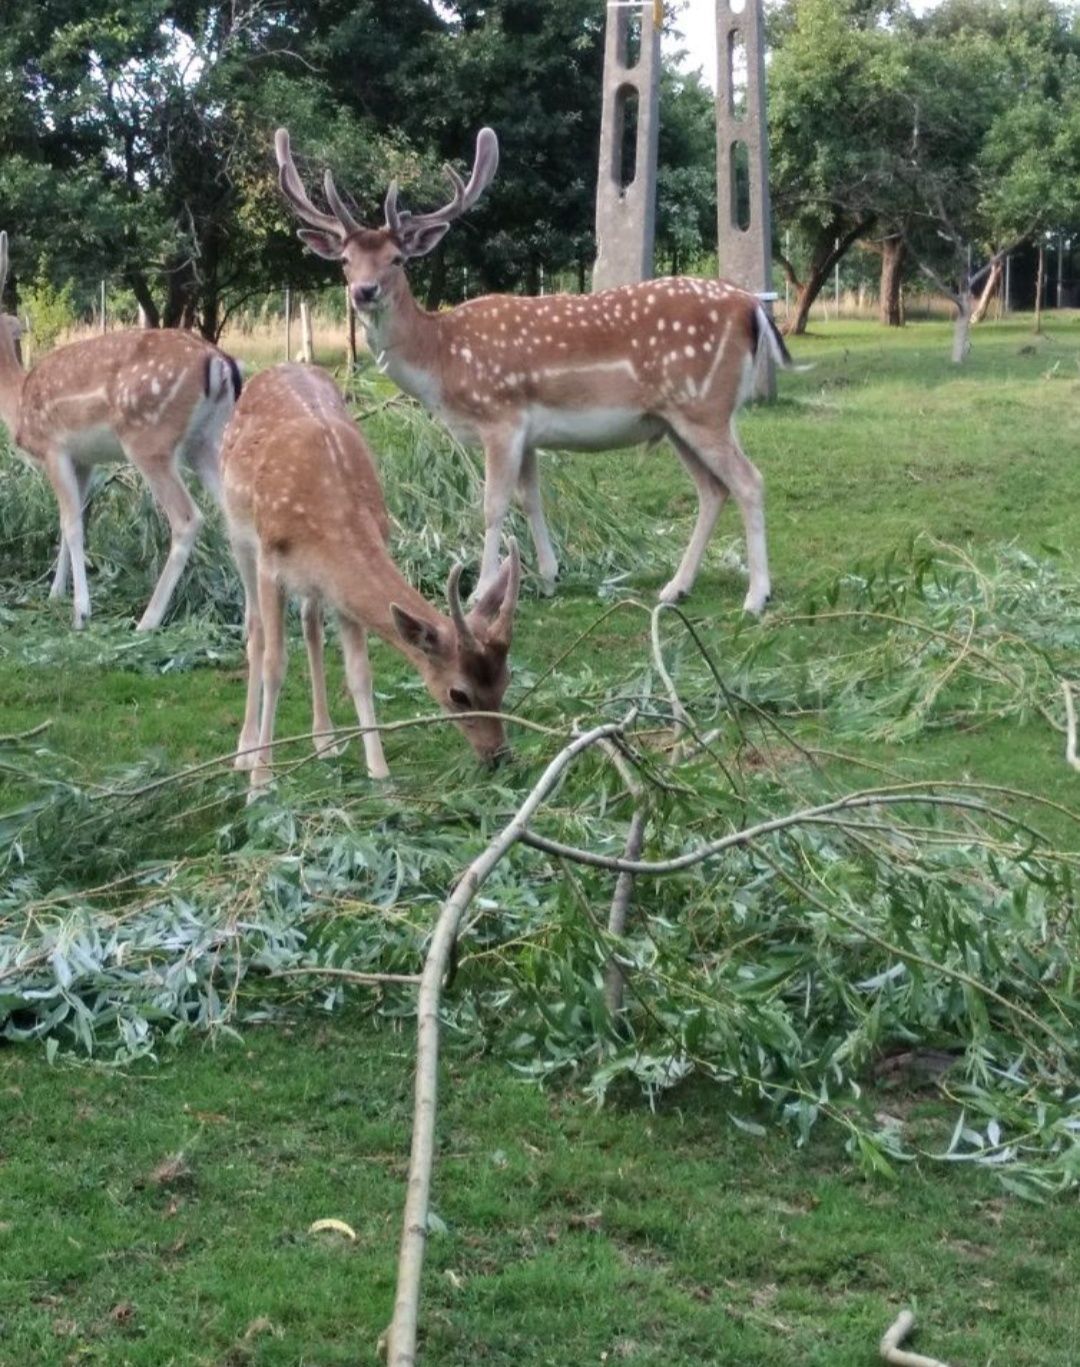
[352,283,380,307]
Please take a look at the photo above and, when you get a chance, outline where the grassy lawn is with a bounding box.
[2,316,1080,1364]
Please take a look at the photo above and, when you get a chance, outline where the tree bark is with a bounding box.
[879,236,906,327]
[970,258,1003,324]
[127,272,160,329]
[162,258,196,329]
[1034,242,1045,335]
[952,292,971,363]
[785,216,874,336]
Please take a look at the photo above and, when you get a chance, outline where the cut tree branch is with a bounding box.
[880,1310,953,1367]
[386,717,631,1367]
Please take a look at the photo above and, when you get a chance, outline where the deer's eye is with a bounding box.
[448,686,472,710]
[391,253,405,267]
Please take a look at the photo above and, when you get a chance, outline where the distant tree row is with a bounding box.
[0,0,715,338]
[768,0,1080,338]
[3,0,1079,347]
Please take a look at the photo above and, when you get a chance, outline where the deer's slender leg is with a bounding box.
[659,437,729,605]
[475,427,525,599]
[301,597,344,758]
[188,438,223,507]
[251,568,287,791]
[125,446,203,632]
[517,446,558,594]
[48,464,92,603]
[232,537,263,771]
[45,450,92,628]
[339,618,390,779]
[665,415,770,614]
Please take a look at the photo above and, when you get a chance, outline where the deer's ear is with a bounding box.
[297,229,344,261]
[402,221,451,260]
[391,604,446,658]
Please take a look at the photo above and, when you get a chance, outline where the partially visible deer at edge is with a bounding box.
[220,364,521,791]
[274,127,795,615]
[0,230,240,630]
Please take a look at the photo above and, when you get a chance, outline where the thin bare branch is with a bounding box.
[880,1310,953,1367]
[387,717,631,1367]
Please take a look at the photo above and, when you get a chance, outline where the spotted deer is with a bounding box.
[220,364,521,790]
[0,231,240,630]
[274,128,794,614]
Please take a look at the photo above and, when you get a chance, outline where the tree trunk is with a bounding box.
[1034,242,1045,335]
[198,233,223,341]
[785,216,874,335]
[162,258,195,329]
[879,236,906,326]
[970,258,1003,324]
[577,258,587,294]
[127,272,160,328]
[952,293,971,363]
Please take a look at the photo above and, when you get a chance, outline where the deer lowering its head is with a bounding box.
[220,364,521,791]
[0,231,241,630]
[275,128,794,614]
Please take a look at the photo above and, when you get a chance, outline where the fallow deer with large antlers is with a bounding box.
[0,230,240,630]
[275,128,794,614]
[220,363,521,791]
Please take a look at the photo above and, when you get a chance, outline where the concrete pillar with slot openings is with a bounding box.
[715,0,776,398]
[592,2,662,292]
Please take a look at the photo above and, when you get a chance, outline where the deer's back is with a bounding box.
[17,329,236,459]
[220,364,390,556]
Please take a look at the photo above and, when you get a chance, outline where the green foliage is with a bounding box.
[20,273,78,355]
[767,0,1080,322]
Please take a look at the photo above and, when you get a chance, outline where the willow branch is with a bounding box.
[880,1310,953,1367]
[1063,682,1080,772]
[269,966,422,987]
[387,717,629,1367]
[520,789,1002,875]
[604,807,649,1017]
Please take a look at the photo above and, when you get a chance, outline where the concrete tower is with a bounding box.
[592,2,662,291]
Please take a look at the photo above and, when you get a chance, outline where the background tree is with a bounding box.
[766,0,909,335]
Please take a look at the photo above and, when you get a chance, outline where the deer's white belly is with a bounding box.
[64,424,125,465]
[527,405,662,451]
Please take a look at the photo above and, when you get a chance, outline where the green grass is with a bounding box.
[5,1019,1080,1367]
[3,316,1080,1364]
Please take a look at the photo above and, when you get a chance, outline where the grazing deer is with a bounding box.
[219,363,521,790]
[274,127,794,614]
[0,230,240,630]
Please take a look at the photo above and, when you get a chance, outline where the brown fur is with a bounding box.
[275,131,790,614]
[219,364,521,790]
[0,231,238,629]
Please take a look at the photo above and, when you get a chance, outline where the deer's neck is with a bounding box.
[360,276,442,409]
[0,326,25,441]
[339,536,448,674]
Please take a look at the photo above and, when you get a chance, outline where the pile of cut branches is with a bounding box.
[2,543,1079,1200]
